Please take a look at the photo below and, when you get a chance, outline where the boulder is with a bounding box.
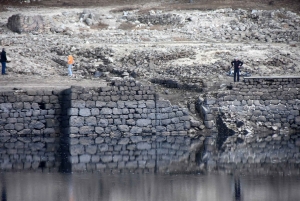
[295,139,300,147]
[204,120,214,129]
[236,120,244,128]
[137,142,151,150]
[7,14,44,33]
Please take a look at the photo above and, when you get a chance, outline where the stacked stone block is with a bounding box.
[0,89,66,170]
[216,78,300,129]
[0,136,60,170]
[211,77,300,167]
[197,96,217,129]
[68,79,200,172]
[219,132,300,164]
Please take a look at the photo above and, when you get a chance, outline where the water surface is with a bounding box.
[1,172,300,201]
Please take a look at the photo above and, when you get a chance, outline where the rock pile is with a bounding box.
[125,10,185,26]
[79,10,101,26]
[1,7,299,79]
[186,8,300,43]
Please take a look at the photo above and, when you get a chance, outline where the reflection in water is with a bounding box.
[234,176,242,201]
[0,172,299,201]
[1,174,6,201]
[68,174,74,201]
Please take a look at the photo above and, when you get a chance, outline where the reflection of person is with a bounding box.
[231,57,243,82]
[233,175,242,201]
[1,185,7,201]
[1,174,7,201]
[67,55,74,77]
[0,48,7,75]
[68,174,74,201]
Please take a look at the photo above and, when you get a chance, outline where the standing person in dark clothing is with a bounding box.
[231,57,243,82]
[0,48,7,75]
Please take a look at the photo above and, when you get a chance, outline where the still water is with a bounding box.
[0,172,300,201]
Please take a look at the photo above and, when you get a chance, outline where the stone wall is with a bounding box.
[0,80,204,173]
[68,78,203,172]
[198,77,300,168]
[1,77,299,172]
[217,77,300,130]
[0,89,69,171]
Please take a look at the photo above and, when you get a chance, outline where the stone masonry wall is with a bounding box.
[199,77,300,167]
[68,79,203,172]
[1,77,300,172]
[0,89,68,171]
[217,77,300,130]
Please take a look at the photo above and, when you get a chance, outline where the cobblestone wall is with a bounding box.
[0,89,69,171]
[68,79,202,172]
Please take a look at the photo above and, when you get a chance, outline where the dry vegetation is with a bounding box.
[90,22,109,30]
[172,36,191,41]
[118,21,136,30]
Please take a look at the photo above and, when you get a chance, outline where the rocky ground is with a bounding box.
[0,1,299,119]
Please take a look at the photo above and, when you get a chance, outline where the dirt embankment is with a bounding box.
[1,0,300,12]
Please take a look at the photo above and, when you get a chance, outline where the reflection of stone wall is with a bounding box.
[218,131,300,164]
[0,89,68,171]
[68,79,203,172]
[0,136,60,170]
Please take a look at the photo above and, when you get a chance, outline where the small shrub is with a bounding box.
[118,22,136,30]
[90,22,109,30]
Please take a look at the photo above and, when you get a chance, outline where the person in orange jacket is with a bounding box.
[67,55,74,77]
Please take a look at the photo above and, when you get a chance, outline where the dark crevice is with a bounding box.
[216,114,235,151]
[226,85,233,90]
[58,88,72,173]
[195,144,205,164]
[38,102,46,109]
[150,78,203,92]
[38,161,46,169]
